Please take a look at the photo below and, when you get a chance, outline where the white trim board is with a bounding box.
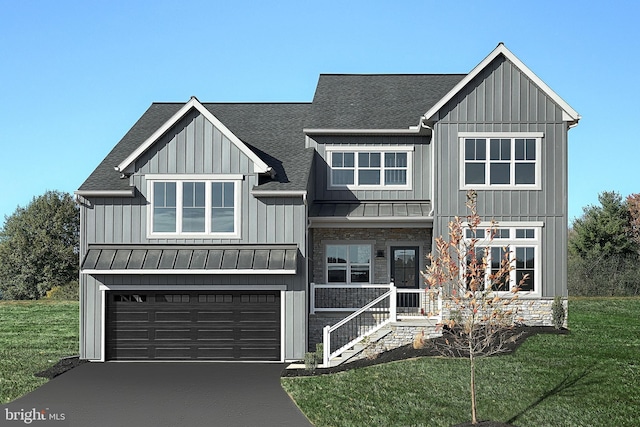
[116,97,270,175]
[423,43,580,124]
[86,269,296,275]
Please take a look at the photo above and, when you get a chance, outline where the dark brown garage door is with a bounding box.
[106,291,281,361]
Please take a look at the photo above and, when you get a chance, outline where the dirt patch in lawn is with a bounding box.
[282,326,569,378]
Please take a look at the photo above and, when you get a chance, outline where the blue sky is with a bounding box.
[1,0,638,223]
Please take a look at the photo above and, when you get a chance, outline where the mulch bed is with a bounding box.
[34,355,88,379]
[282,326,568,378]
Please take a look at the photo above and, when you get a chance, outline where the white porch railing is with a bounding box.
[319,284,442,365]
[311,282,442,318]
[323,286,396,365]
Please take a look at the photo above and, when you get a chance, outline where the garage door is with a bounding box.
[106,291,281,361]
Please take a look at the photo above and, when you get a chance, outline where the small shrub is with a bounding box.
[44,281,79,301]
[552,296,566,329]
[304,352,318,372]
[315,343,323,360]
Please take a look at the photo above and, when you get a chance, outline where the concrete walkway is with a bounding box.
[1,362,313,427]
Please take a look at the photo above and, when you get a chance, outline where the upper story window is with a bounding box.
[326,146,413,190]
[459,133,542,190]
[147,175,242,238]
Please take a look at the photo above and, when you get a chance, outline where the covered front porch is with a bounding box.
[309,283,442,366]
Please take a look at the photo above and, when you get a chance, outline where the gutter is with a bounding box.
[74,189,135,199]
[251,190,307,203]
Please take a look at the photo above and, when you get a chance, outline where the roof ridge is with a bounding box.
[318,73,467,77]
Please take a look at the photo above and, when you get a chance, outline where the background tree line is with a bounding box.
[0,191,79,300]
[569,191,640,296]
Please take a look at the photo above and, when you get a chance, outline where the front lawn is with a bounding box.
[281,298,640,426]
[0,300,79,403]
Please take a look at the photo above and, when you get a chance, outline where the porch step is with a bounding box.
[325,320,442,368]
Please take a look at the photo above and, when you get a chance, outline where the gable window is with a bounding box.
[459,133,542,189]
[327,146,412,189]
[326,244,371,283]
[148,175,242,238]
[464,224,541,294]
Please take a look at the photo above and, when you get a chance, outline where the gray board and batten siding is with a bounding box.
[308,135,432,202]
[432,55,569,298]
[79,108,309,361]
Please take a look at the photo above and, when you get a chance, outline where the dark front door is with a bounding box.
[391,247,420,308]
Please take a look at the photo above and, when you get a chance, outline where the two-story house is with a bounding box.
[76,43,579,364]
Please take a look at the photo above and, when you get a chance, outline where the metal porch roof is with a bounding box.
[81,245,298,275]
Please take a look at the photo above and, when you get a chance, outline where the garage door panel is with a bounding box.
[197,311,235,322]
[154,329,192,340]
[106,291,280,361]
[110,329,150,341]
[109,311,150,322]
[154,311,192,322]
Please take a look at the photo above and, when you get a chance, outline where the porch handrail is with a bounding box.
[323,285,397,365]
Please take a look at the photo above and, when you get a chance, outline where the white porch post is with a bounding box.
[390,283,397,322]
[322,325,330,366]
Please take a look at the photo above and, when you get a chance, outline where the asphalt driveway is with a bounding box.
[1,362,313,427]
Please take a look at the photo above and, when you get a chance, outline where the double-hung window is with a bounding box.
[327,146,412,189]
[326,244,372,284]
[463,224,541,294]
[460,133,542,189]
[148,175,241,238]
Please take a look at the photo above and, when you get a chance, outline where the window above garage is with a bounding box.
[146,174,243,239]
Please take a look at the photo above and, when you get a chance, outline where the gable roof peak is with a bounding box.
[423,43,580,125]
[115,97,271,176]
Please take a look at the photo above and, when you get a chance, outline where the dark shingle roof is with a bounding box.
[78,74,467,193]
[204,103,312,191]
[78,103,184,192]
[305,74,465,129]
[78,103,312,192]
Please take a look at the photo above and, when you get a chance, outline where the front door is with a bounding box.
[391,247,420,308]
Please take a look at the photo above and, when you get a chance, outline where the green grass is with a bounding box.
[282,298,640,427]
[0,300,79,404]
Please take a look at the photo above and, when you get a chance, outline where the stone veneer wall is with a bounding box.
[439,298,567,327]
[308,227,432,351]
[311,227,432,284]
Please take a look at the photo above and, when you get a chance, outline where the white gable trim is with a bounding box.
[115,97,271,175]
[423,43,580,124]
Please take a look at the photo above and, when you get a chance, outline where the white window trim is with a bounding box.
[463,222,542,296]
[146,175,243,239]
[324,241,374,284]
[325,146,414,190]
[459,133,543,190]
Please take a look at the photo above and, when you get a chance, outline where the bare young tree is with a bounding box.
[423,190,527,425]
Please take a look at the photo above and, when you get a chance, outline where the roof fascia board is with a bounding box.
[99,284,287,291]
[251,190,308,198]
[116,97,270,175]
[423,43,580,123]
[309,217,433,229]
[83,269,296,275]
[74,189,135,198]
[303,128,422,135]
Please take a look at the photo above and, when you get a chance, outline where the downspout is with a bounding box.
[420,118,436,217]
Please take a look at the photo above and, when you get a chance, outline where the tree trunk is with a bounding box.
[470,341,477,424]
